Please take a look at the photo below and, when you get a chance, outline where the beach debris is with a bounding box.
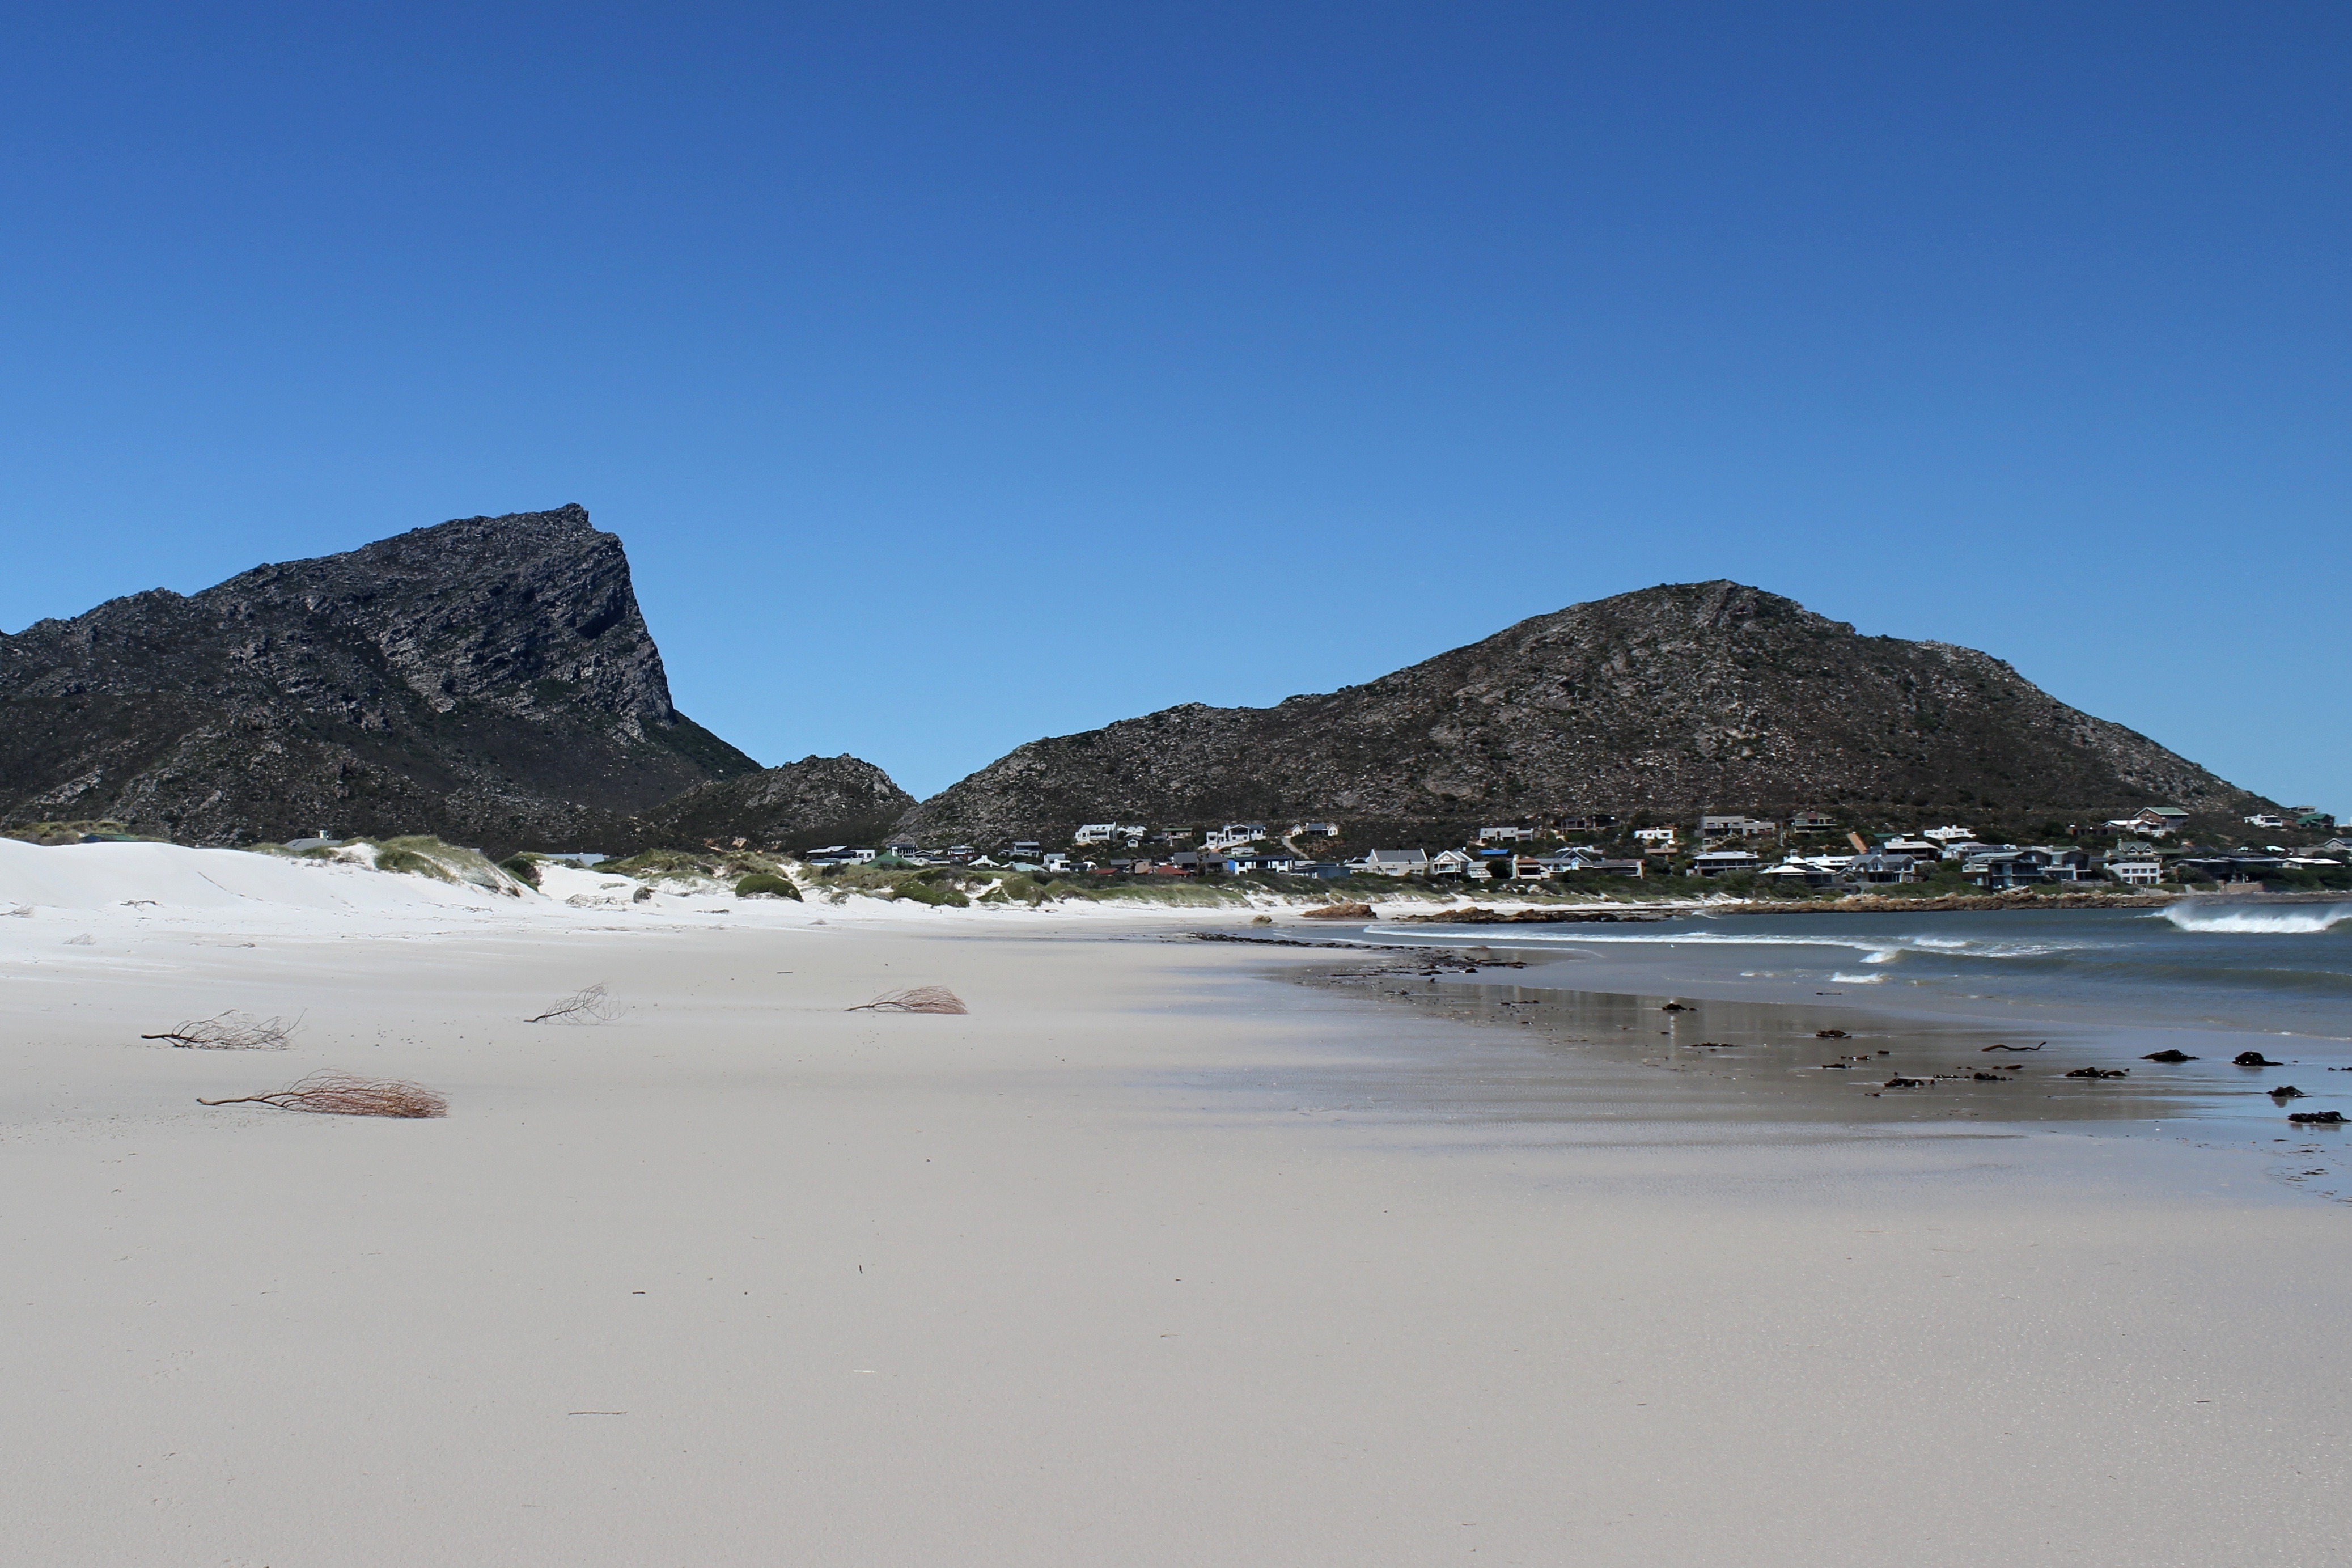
[632,886,652,902]
[1882,1075,1931,1088]
[1971,1071,2010,1080]
[1814,1029,1850,1039]
[141,1010,301,1050]
[1300,902,1374,920]
[1249,914,1274,926]
[848,986,969,1015]
[2065,1067,2129,1079]
[2233,1051,2284,1067]
[2142,1049,2197,1063]
[526,983,622,1025]
[2269,1086,2309,1100]
[1981,1042,2045,1053]
[198,1071,447,1118]
[2288,1111,2346,1125]
[1819,1062,1851,1069]
[1661,1002,1692,1012]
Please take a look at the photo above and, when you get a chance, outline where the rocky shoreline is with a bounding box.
[1385,888,2182,922]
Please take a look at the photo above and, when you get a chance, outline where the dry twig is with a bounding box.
[197,1071,447,1118]
[526,983,622,1025]
[847,985,969,1014]
[141,1010,302,1049]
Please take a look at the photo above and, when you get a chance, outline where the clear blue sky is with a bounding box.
[3,3,2344,811]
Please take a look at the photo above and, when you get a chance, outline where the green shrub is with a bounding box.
[501,855,544,888]
[735,872,801,900]
[373,846,453,880]
[889,876,969,908]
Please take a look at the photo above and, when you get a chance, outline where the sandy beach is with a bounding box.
[6,844,2350,1565]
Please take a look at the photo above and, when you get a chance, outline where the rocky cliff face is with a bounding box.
[898,581,2266,844]
[0,505,760,853]
[636,755,917,852]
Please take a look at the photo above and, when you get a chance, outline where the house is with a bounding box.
[1206,823,1269,850]
[1074,824,1118,845]
[2245,813,2286,829]
[1011,841,1042,858]
[1226,848,1303,874]
[1430,849,1478,878]
[1878,836,1940,859]
[2109,806,2192,837]
[884,838,921,857]
[1351,849,1431,877]
[1476,825,1535,844]
[1921,825,1976,845]
[1043,852,1073,872]
[2177,852,2284,883]
[803,845,878,866]
[1292,821,1341,838]
[1787,810,1840,833]
[2102,847,2164,885]
[1633,827,1680,848]
[1960,848,2085,889]
[1689,849,1762,876]
[1845,851,1922,885]
[1760,861,1839,889]
[1556,814,1617,832]
[2296,811,2337,830]
[1700,815,1777,839]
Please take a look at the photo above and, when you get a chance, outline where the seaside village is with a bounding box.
[785,803,2352,895]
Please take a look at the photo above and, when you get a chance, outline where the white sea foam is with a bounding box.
[2162,902,2352,935]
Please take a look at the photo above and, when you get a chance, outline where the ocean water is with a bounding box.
[1363,901,2352,1041]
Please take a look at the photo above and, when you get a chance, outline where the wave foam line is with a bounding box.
[2163,903,2352,935]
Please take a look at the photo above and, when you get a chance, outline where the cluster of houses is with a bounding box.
[793,804,2344,891]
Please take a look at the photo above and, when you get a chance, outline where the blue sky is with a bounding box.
[3,3,2344,810]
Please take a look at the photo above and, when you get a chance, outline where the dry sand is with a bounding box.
[4,845,2349,1565]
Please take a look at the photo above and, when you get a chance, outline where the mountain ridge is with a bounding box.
[895,580,2265,844]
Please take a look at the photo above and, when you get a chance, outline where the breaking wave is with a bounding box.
[2162,903,2352,935]
[1363,925,2108,964]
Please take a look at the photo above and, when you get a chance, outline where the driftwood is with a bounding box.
[141,1010,300,1049]
[847,986,969,1015]
[1981,1042,2045,1052]
[526,984,621,1025]
[198,1070,447,1118]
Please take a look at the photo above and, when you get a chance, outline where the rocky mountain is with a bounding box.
[897,581,2268,845]
[0,505,764,854]
[636,755,917,853]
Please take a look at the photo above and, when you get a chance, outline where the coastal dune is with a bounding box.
[2,851,2348,1564]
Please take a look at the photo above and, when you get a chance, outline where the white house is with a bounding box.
[1922,825,1977,844]
[1700,815,1777,839]
[1690,849,1763,876]
[1634,827,1679,847]
[1207,823,1269,850]
[2103,851,2163,886]
[1074,823,1118,845]
[2245,813,2286,829]
[1476,825,1535,844]
[1352,849,1431,876]
[1430,849,1478,877]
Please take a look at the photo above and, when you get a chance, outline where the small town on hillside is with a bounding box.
[784,803,2351,895]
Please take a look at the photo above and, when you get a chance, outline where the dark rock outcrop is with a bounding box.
[897,581,2266,845]
[0,505,760,854]
[635,755,917,853]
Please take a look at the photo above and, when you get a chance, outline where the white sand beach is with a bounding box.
[5,842,2350,1565]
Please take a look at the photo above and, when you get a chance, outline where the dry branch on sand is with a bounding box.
[141,1010,302,1049]
[526,983,622,1025]
[847,985,969,1014]
[197,1071,448,1118]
